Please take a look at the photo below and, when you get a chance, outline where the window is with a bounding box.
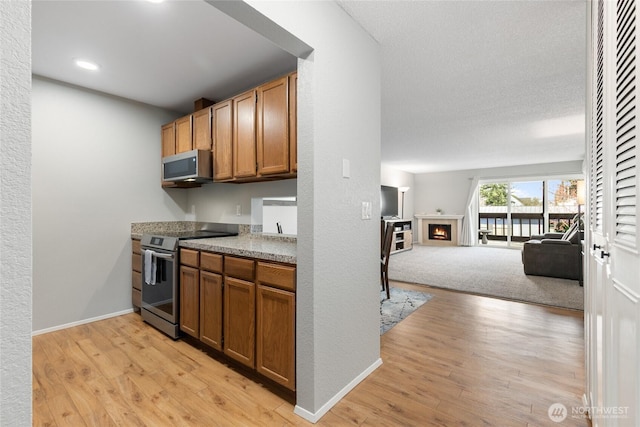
[548,179,581,232]
[478,178,583,247]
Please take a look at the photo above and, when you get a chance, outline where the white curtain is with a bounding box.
[460,177,479,246]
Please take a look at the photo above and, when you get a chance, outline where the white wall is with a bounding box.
[414,160,584,216]
[187,179,296,224]
[262,204,297,234]
[381,164,415,219]
[215,1,382,421]
[0,1,32,424]
[31,77,188,332]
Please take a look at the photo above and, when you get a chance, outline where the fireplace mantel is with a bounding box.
[415,214,464,246]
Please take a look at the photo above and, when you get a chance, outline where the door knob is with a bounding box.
[600,251,610,259]
[593,244,602,250]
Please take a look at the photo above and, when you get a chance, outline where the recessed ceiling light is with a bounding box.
[75,59,99,71]
[147,0,164,3]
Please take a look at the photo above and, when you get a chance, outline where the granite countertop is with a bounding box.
[131,221,296,264]
[180,235,296,264]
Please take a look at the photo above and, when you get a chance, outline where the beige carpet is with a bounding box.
[388,245,584,310]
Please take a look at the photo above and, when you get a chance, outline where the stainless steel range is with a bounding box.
[140,225,238,339]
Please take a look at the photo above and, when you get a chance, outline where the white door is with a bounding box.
[586,0,609,417]
[604,0,640,424]
[587,1,640,425]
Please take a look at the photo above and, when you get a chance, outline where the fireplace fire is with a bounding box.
[429,224,452,241]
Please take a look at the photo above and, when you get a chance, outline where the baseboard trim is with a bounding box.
[32,308,135,336]
[294,357,383,423]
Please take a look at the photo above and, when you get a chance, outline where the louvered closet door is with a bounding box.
[605,0,640,421]
[586,0,608,415]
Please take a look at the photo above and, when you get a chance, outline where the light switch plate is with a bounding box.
[342,159,350,178]
[361,201,372,220]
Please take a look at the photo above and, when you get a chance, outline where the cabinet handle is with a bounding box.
[600,251,610,259]
[593,244,602,250]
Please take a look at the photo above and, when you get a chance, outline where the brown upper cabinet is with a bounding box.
[233,89,258,179]
[192,108,212,151]
[257,76,289,176]
[161,122,176,158]
[175,115,192,154]
[212,100,233,181]
[212,71,297,183]
[162,107,212,157]
[161,71,297,185]
[289,72,298,173]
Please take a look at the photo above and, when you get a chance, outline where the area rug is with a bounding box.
[388,245,584,310]
[380,288,433,334]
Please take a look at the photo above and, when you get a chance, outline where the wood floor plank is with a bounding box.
[85,376,147,426]
[45,392,87,427]
[33,281,588,426]
[33,392,57,427]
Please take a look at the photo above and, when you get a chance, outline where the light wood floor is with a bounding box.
[33,281,589,426]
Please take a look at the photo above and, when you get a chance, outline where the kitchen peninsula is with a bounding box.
[131,222,296,263]
[132,221,297,392]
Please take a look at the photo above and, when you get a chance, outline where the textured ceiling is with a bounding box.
[32,0,297,114]
[33,1,587,174]
[337,0,587,173]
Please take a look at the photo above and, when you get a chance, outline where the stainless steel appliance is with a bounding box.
[140,226,238,339]
[162,149,213,183]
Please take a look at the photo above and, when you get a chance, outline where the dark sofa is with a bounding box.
[521,220,582,281]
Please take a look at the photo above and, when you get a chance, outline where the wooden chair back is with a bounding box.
[381,222,395,261]
[381,222,395,299]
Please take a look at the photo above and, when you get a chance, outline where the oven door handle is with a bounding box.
[140,250,174,260]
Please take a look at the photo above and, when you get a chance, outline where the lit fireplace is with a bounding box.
[429,224,452,241]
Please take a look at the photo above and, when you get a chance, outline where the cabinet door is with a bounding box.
[224,277,255,368]
[212,100,234,181]
[289,72,297,173]
[404,230,413,250]
[200,271,223,350]
[132,239,142,309]
[256,285,295,390]
[192,108,212,151]
[179,266,199,338]
[233,90,257,178]
[257,76,289,176]
[161,122,176,157]
[175,115,193,154]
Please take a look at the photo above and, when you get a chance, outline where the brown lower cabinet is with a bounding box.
[179,250,296,391]
[256,284,295,389]
[180,265,200,338]
[131,239,142,310]
[200,270,223,350]
[223,276,256,367]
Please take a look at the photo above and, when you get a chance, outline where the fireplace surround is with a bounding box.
[415,214,464,246]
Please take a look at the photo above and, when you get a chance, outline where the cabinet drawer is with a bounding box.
[225,256,255,281]
[132,239,141,255]
[201,252,223,273]
[132,288,141,308]
[180,248,200,268]
[132,253,141,273]
[132,270,141,291]
[257,262,296,292]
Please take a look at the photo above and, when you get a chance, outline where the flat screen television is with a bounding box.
[380,185,398,219]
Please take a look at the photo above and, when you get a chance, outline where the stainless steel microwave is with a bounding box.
[162,149,213,183]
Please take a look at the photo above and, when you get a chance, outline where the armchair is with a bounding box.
[521,220,582,281]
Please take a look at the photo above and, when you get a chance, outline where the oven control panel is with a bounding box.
[150,237,164,246]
